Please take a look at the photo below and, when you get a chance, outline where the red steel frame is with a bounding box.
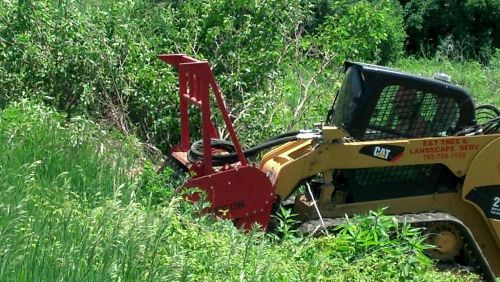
[159,54,275,229]
[159,54,248,175]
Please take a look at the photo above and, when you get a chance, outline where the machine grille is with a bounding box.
[364,85,460,140]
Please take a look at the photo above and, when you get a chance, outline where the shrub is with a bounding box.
[252,0,406,131]
[312,0,406,65]
[0,0,408,151]
[306,210,433,281]
[401,0,499,63]
[0,0,308,151]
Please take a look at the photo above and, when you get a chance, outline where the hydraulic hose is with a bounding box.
[483,116,500,134]
[187,130,314,166]
[454,116,500,136]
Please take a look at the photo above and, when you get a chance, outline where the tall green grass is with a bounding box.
[0,101,478,281]
[394,53,500,106]
[0,101,143,280]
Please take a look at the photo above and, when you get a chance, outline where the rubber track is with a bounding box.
[299,212,496,281]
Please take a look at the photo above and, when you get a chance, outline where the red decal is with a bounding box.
[410,138,479,161]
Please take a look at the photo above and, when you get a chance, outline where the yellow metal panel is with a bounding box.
[462,137,500,248]
[260,132,500,199]
[463,137,500,195]
[259,131,500,276]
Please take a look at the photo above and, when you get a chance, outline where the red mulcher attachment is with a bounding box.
[159,54,275,229]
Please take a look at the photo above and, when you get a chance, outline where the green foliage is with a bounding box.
[0,100,141,205]
[171,0,304,96]
[247,0,406,131]
[0,0,408,151]
[401,0,500,63]
[269,207,302,243]
[313,0,405,65]
[0,0,308,150]
[165,0,308,141]
[0,0,182,151]
[138,162,176,206]
[0,103,478,281]
[307,210,435,280]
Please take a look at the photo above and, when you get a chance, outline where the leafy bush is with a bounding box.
[401,0,499,63]
[0,0,179,149]
[313,0,406,65]
[0,0,308,150]
[307,210,433,280]
[252,0,406,132]
[170,0,305,96]
[0,0,408,152]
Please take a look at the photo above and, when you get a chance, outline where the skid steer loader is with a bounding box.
[159,54,500,280]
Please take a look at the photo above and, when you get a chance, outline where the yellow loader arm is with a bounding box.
[260,126,500,277]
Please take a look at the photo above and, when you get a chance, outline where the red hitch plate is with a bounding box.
[183,166,275,230]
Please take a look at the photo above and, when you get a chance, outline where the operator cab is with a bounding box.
[328,62,477,203]
[328,62,476,140]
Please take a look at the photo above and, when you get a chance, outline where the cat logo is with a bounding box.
[359,144,405,162]
[373,146,391,160]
